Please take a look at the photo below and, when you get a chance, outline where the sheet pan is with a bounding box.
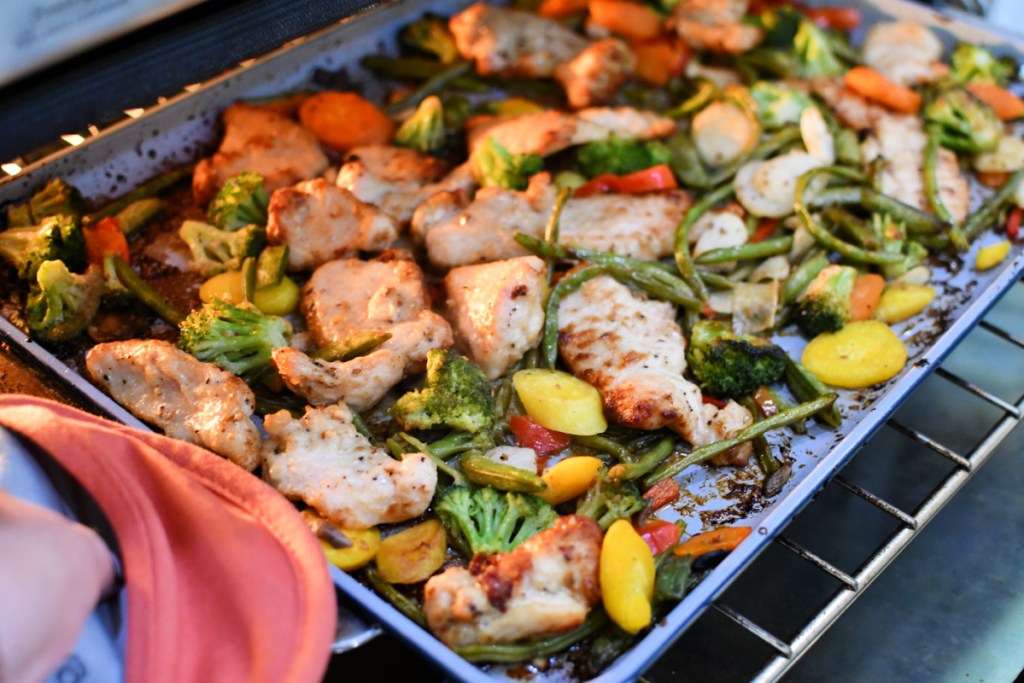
[2,0,1023,680]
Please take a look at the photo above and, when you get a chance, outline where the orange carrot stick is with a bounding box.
[843,66,921,114]
[849,273,885,322]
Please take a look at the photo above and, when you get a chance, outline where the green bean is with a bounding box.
[834,127,861,166]
[740,397,780,477]
[571,434,633,463]
[765,386,805,434]
[460,451,547,494]
[666,79,718,118]
[256,245,289,288]
[423,430,478,458]
[693,235,793,264]
[313,331,392,362]
[784,357,841,427]
[541,264,607,368]
[923,126,953,223]
[400,433,469,486]
[695,268,738,289]
[109,254,184,325]
[114,198,165,236]
[806,186,862,209]
[385,60,473,115]
[674,184,733,300]
[241,256,257,303]
[543,187,572,286]
[493,376,514,418]
[522,346,541,369]
[457,610,608,663]
[962,168,1024,244]
[87,164,194,222]
[794,168,903,265]
[365,566,427,628]
[360,55,483,89]
[608,263,701,309]
[861,188,950,237]
[822,207,880,250]
[349,409,375,441]
[642,393,837,486]
[780,251,829,305]
[607,435,676,482]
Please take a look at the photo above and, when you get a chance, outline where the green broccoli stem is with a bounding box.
[364,565,427,628]
[571,434,633,463]
[460,451,547,494]
[643,393,837,486]
[961,168,1024,245]
[794,168,904,266]
[822,207,881,250]
[312,331,393,362]
[399,432,469,486]
[108,254,184,325]
[456,609,608,663]
[88,165,194,223]
[543,187,572,286]
[385,60,473,116]
[693,235,793,265]
[542,264,607,368]
[607,435,676,482]
[923,125,954,224]
[784,357,842,427]
[674,183,733,301]
[780,250,829,305]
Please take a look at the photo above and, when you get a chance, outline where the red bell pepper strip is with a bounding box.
[749,218,779,244]
[508,415,571,457]
[1007,206,1022,240]
[642,478,680,511]
[574,164,678,198]
[636,520,682,556]
[803,7,861,30]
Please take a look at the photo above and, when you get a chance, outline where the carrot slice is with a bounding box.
[673,526,752,558]
[588,0,662,42]
[976,170,1011,189]
[631,36,690,86]
[849,272,885,322]
[299,91,395,153]
[966,82,1024,121]
[843,66,921,114]
[84,217,130,266]
[538,0,588,18]
[642,478,680,511]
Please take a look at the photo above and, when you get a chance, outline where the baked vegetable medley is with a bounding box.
[3,0,1023,674]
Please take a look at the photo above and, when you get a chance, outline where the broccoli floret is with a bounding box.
[435,486,558,557]
[924,89,1002,154]
[400,15,459,64]
[391,349,495,433]
[793,19,845,78]
[177,299,292,379]
[473,138,544,191]
[750,81,816,129]
[575,472,644,530]
[873,214,926,280]
[29,178,87,223]
[179,220,265,277]
[0,215,86,280]
[793,264,857,337]
[576,136,671,178]
[206,172,269,231]
[25,260,102,343]
[395,95,445,153]
[948,43,1015,87]
[686,320,787,398]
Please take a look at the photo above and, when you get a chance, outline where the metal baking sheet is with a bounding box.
[2,0,1023,680]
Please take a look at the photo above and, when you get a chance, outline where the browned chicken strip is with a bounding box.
[554,38,636,109]
[444,256,547,380]
[192,103,329,205]
[86,339,261,471]
[301,250,454,373]
[669,0,763,54]
[424,515,602,648]
[270,346,405,410]
[266,178,399,271]
[558,275,753,464]
[262,404,437,529]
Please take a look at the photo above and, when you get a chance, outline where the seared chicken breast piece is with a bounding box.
[554,38,636,109]
[424,515,602,647]
[413,173,692,268]
[558,275,753,464]
[669,0,763,54]
[467,107,675,159]
[301,250,454,373]
[337,146,476,223]
[266,178,399,271]
[270,346,405,410]
[262,404,437,529]
[862,21,947,86]
[86,339,261,471]
[192,103,328,205]
[444,256,547,380]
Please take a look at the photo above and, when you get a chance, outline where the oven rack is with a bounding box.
[641,277,1024,683]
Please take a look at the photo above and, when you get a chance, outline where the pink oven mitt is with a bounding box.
[0,396,336,683]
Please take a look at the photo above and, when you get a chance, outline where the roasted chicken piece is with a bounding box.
[262,404,437,529]
[270,346,405,410]
[558,275,753,464]
[336,146,476,223]
[266,178,399,271]
[192,103,328,205]
[669,0,763,54]
[413,173,692,268]
[301,250,453,374]
[424,515,602,647]
[85,339,261,471]
[861,21,947,86]
[467,107,675,159]
[554,39,637,109]
[444,256,547,380]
